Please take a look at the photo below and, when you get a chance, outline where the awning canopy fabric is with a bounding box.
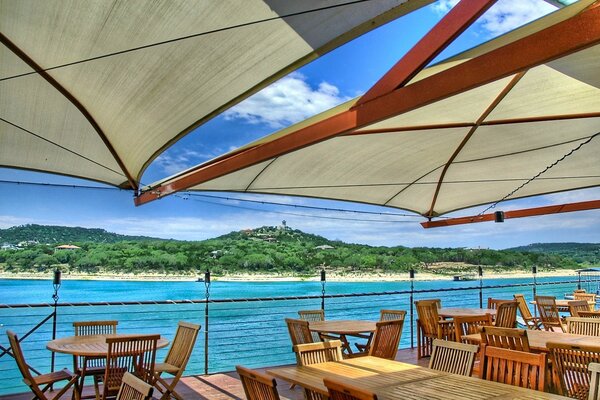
[139,1,600,218]
[0,0,431,190]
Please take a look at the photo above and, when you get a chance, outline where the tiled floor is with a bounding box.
[0,348,426,399]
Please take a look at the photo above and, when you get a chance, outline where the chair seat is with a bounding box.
[78,366,106,375]
[155,362,180,375]
[31,368,76,386]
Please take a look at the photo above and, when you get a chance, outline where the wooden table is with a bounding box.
[531,300,595,311]
[47,333,169,357]
[267,356,569,399]
[438,307,497,318]
[463,329,599,352]
[309,320,376,355]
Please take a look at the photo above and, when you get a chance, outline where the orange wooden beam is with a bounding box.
[135,4,600,206]
[421,200,600,228]
[357,0,496,105]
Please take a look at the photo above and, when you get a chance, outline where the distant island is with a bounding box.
[0,224,598,280]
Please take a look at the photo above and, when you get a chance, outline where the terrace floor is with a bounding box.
[0,348,428,399]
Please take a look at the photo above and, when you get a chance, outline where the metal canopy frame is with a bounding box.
[135,1,600,227]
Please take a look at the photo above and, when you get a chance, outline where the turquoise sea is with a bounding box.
[0,275,588,394]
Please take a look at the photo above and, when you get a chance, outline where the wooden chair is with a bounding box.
[548,341,600,400]
[590,363,600,400]
[494,301,518,328]
[298,309,340,343]
[566,317,600,336]
[480,346,546,391]
[368,319,404,360]
[574,293,597,310]
[480,326,531,352]
[535,295,565,332]
[574,289,587,294]
[73,320,118,398]
[579,311,600,319]
[236,365,280,400]
[514,294,542,329]
[324,377,378,400]
[379,309,407,321]
[453,314,493,344]
[116,372,153,400]
[294,340,343,400]
[487,298,510,310]
[103,334,159,400]
[285,318,314,346]
[429,339,478,376]
[153,321,200,400]
[415,300,453,358]
[6,330,81,400]
[570,300,594,317]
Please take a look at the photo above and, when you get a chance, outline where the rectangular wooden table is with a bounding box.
[267,356,569,399]
[463,329,599,352]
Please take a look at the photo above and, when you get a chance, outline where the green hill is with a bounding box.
[506,242,600,265]
[0,224,161,244]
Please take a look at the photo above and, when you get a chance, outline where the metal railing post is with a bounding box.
[577,271,582,290]
[409,269,415,349]
[320,269,326,311]
[532,265,537,299]
[50,269,61,375]
[204,269,211,375]
[478,266,483,308]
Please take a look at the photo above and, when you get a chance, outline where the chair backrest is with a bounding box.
[6,330,39,394]
[104,334,159,398]
[298,310,325,322]
[514,294,534,320]
[368,319,404,360]
[566,317,600,336]
[236,365,280,400]
[535,296,564,331]
[579,311,600,319]
[415,300,441,337]
[379,309,407,322]
[453,314,493,343]
[495,301,518,328]
[293,340,343,365]
[574,293,597,310]
[589,363,600,400]
[285,318,313,346]
[480,326,530,352]
[73,320,118,336]
[164,321,200,370]
[116,372,154,400]
[480,346,546,391]
[570,301,594,317]
[548,341,600,400]
[324,378,378,400]
[574,289,587,294]
[487,298,510,310]
[429,339,478,376]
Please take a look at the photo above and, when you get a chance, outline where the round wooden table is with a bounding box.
[308,320,377,355]
[47,333,169,356]
[437,307,497,318]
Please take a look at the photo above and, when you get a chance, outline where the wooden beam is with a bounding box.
[421,200,600,228]
[135,4,600,206]
[357,0,496,105]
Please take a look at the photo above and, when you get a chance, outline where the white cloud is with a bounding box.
[155,148,223,176]
[223,72,350,129]
[432,0,556,37]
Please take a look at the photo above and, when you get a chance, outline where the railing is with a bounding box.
[0,272,597,395]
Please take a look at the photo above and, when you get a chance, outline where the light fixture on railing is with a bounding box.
[52,268,61,303]
[494,211,505,223]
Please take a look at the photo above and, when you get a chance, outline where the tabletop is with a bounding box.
[531,300,595,308]
[308,320,377,334]
[267,356,568,399]
[438,307,497,318]
[47,334,169,357]
[463,329,600,352]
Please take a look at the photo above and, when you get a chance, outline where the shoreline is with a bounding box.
[0,269,580,282]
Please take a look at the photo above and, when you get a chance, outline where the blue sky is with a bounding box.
[1,0,598,249]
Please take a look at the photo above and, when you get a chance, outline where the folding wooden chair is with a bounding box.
[574,293,597,310]
[116,372,153,400]
[415,300,453,358]
[324,377,378,400]
[73,320,118,398]
[487,298,511,310]
[379,309,407,321]
[285,318,314,346]
[570,300,594,317]
[480,326,531,352]
[514,294,542,329]
[294,340,343,400]
[236,365,281,400]
[454,314,493,344]
[429,339,478,376]
[548,341,600,400]
[480,346,546,391]
[535,296,565,332]
[298,309,339,342]
[579,311,600,319]
[368,319,404,360]
[566,317,600,336]
[590,363,600,400]
[103,334,159,400]
[153,321,200,400]
[7,330,81,400]
[494,301,518,328]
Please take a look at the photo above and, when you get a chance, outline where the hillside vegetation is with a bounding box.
[0,224,597,277]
